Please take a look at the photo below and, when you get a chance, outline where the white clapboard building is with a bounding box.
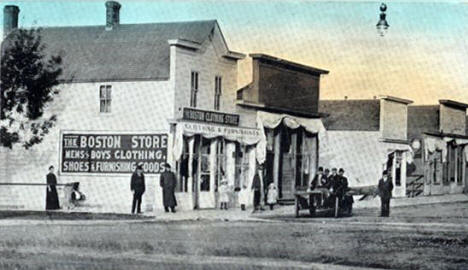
[1,2,330,212]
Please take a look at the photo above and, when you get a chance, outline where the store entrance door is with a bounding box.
[194,136,215,209]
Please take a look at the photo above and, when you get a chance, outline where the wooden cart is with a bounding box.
[294,189,353,218]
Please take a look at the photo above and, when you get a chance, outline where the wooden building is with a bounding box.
[407,100,468,196]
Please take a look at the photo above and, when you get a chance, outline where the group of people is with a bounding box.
[309,167,353,209]
[47,161,394,217]
[130,163,177,214]
[217,168,279,212]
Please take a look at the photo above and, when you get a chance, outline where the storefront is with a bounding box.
[256,111,327,201]
[169,108,327,209]
[422,133,468,195]
[171,108,260,210]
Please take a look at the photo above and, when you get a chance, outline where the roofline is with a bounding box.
[424,132,468,140]
[320,99,380,102]
[235,100,322,118]
[249,53,329,75]
[224,51,246,60]
[15,20,219,31]
[439,99,468,110]
[168,39,202,50]
[58,77,170,84]
[379,95,413,105]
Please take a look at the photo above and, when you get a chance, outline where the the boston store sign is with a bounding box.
[183,107,239,126]
[60,133,167,174]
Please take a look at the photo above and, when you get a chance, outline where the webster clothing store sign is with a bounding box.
[183,108,239,126]
[60,133,168,174]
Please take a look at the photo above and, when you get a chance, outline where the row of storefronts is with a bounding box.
[167,109,326,209]
[1,2,467,213]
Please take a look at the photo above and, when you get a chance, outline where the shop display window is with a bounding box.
[199,138,211,191]
[234,143,249,190]
[456,146,463,185]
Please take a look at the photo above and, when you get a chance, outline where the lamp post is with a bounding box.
[376,3,389,37]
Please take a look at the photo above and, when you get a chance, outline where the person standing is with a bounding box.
[378,170,393,217]
[337,168,349,198]
[266,183,278,210]
[130,164,145,214]
[160,163,177,213]
[251,166,263,212]
[46,165,60,210]
[338,168,353,212]
[218,177,230,210]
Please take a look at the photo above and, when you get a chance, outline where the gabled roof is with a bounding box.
[319,100,380,131]
[2,20,225,82]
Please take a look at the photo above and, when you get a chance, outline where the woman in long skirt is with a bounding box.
[46,165,60,210]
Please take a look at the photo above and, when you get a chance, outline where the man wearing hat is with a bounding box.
[160,163,177,213]
[251,164,264,212]
[378,170,393,217]
[130,164,145,214]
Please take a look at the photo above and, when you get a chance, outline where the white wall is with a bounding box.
[1,80,174,213]
[320,130,408,197]
[173,42,238,117]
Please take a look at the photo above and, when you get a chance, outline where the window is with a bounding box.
[177,137,190,193]
[431,150,442,185]
[199,137,211,191]
[449,143,456,183]
[214,76,222,110]
[234,143,249,190]
[395,151,402,186]
[99,85,112,113]
[456,146,463,185]
[190,71,199,107]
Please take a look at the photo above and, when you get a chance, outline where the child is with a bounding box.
[219,179,230,210]
[266,183,278,210]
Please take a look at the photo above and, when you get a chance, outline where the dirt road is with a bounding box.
[1,202,467,270]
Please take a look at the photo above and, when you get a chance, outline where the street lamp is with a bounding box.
[376,3,389,37]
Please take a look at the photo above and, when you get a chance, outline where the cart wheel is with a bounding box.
[295,197,300,218]
[334,197,339,218]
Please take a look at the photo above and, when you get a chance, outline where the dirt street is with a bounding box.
[1,202,467,270]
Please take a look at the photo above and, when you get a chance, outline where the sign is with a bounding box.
[181,122,260,143]
[183,107,239,126]
[61,133,168,174]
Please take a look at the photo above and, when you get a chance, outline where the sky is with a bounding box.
[1,0,467,105]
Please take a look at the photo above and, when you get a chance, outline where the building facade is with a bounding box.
[319,96,413,198]
[0,2,247,212]
[0,2,330,211]
[407,100,468,196]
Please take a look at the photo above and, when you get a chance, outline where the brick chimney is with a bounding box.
[3,5,20,37]
[105,1,121,30]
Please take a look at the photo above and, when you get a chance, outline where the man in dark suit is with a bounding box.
[323,168,340,207]
[160,163,177,213]
[378,170,393,217]
[338,168,353,212]
[337,168,349,198]
[309,167,324,190]
[130,164,145,214]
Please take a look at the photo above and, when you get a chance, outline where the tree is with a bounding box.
[0,28,62,149]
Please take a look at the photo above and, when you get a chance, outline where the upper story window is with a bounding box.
[100,85,112,113]
[214,76,222,111]
[190,71,199,107]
